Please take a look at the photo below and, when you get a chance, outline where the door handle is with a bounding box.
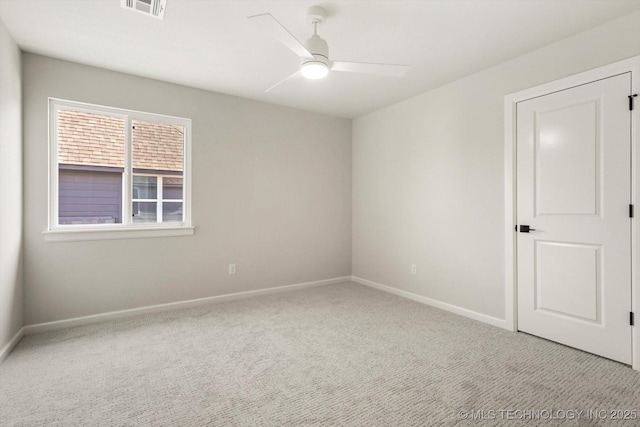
[519,225,536,233]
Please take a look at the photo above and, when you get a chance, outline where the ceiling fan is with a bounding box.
[248,6,410,92]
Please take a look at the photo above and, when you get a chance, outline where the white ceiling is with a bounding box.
[1,0,639,119]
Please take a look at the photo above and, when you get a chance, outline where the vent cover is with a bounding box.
[121,0,166,20]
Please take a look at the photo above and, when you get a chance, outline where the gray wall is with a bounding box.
[23,54,352,324]
[0,18,23,349]
[352,11,640,320]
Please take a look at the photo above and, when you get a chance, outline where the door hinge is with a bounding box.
[630,94,638,111]
[630,204,634,218]
[631,312,635,326]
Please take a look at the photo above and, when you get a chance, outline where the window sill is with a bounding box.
[43,225,195,242]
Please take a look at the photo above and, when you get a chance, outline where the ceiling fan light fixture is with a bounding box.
[301,61,329,79]
[248,5,410,91]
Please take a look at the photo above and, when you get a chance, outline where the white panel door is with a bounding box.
[517,73,632,364]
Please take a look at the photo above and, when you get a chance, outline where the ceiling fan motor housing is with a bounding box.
[303,34,329,68]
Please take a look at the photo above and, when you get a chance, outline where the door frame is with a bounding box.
[504,56,640,370]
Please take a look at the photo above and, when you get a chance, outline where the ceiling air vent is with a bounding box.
[121,0,166,20]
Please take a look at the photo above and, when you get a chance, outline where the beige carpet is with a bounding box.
[1,282,639,426]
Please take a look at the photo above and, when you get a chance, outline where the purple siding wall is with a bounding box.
[59,169,122,224]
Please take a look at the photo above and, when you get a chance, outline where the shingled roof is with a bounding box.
[58,110,184,172]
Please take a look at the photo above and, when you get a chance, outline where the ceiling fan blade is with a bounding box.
[248,13,313,59]
[331,61,409,77]
[265,70,301,93]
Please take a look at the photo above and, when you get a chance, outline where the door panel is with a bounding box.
[535,241,600,322]
[536,101,599,216]
[517,73,632,364]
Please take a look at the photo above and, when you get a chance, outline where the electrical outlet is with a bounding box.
[411,264,417,275]
[229,264,236,275]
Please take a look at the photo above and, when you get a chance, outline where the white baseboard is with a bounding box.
[351,276,508,330]
[0,327,25,363]
[24,276,351,335]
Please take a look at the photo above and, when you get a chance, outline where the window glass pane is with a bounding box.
[51,100,190,231]
[133,175,157,199]
[57,110,125,225]
[162,202,183,223]
[132,119,184,175]
[163,177,183,200]
[132,202,157,223]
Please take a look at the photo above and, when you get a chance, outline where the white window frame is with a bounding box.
[45,98,194,242]
[132,173,185,223]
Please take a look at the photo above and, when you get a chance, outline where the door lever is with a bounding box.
[519,225,536,233]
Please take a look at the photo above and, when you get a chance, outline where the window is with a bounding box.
[47,99,192,241]
[132,174,183,223]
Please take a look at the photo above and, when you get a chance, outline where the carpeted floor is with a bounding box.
[1,282,639,426]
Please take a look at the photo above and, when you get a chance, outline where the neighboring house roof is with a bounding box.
[58,110,184,172]
[132,119,184,172]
